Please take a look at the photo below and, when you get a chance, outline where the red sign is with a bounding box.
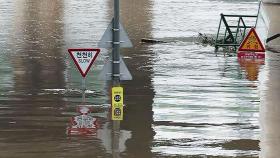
[238,51,265,59]
[66,107,99,136]
[238,28,265,52]
[66,115,98,136]
[68,48,100,77]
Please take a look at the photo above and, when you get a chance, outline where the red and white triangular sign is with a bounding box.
[68,48,100,77]
[238,28,265,52]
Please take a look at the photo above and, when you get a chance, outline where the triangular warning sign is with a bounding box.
[68,48,100,77]
[238,28,265,52]
[98,18,133,48]
[98,56,132,80]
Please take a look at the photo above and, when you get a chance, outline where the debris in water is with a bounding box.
[141,38,166,44]
[196,33,216,46]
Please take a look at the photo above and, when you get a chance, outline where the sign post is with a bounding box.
[82,77,86,103]
[112,1,121,157]
[68,48,100,103]
[98,0,133,156]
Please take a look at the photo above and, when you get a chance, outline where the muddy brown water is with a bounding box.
[0,0,279,158]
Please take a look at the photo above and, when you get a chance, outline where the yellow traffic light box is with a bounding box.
[112,87,123,120]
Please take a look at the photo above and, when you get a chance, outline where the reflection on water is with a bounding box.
[0,1,69,157]
[150,0,261,157]
[1,0,154,157]
[119,0,155,157]
[238,59,264,81]
[11,0,65,92]
[0,0,279,157]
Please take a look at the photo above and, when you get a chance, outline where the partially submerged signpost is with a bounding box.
[98,0,133,157]
[68,48,100,102]
[98,1,132,121]
[67,48,100,136]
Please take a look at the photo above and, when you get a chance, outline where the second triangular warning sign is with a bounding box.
[98,18,133,48]
[68,48,100,77]
[238,28,265,52]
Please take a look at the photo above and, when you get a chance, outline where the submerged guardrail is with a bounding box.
[214,14,258,52]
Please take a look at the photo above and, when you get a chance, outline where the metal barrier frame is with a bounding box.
[215,14,257,52]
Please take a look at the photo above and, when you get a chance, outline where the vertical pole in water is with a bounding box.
[215,14,223,53]
[113,0,120,84]
[255,0,261,27]
[112,0,120,158]
[82,77,86,104]
[81,77,86,128]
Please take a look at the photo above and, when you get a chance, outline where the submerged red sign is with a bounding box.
[68,48,100,77]
[238,51,265,59]
[66,106,99,136]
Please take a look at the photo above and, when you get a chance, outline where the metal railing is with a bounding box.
[214,14,257,52]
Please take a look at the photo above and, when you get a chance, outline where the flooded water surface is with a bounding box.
[0,0,279,158]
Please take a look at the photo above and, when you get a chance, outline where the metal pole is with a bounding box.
[113,0,120,85]
[235,17,241,44]
[112,121,120,158]
[215,14,223,48]
[255,0,262,27]
[82,77,86,103]
[112,0,121,158]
